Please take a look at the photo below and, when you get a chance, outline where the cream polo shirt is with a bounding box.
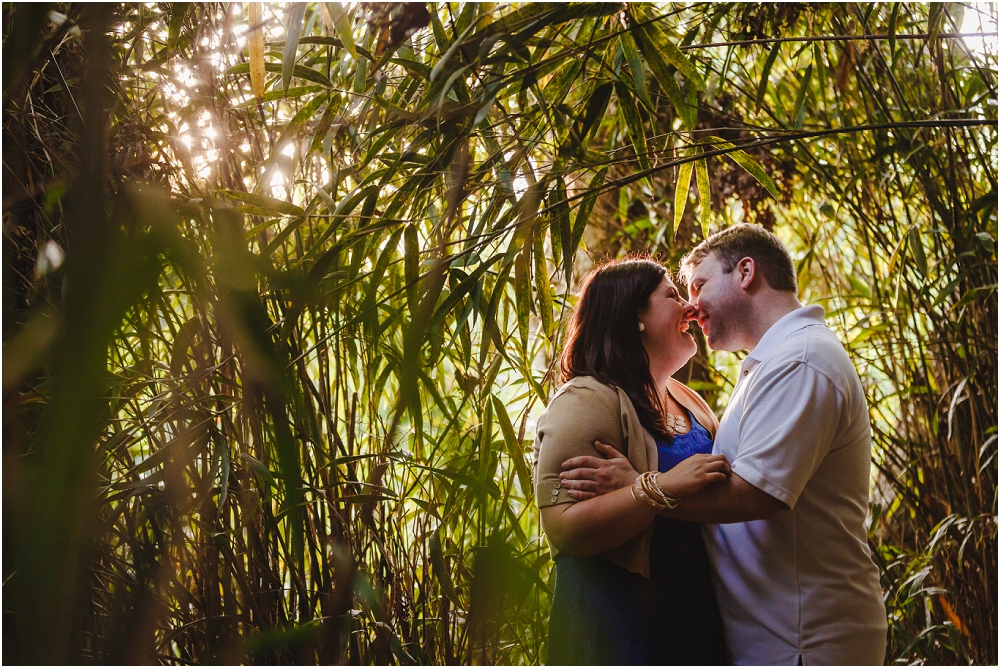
[703,306,887,666]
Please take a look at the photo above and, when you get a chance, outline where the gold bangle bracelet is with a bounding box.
[652,473,681,510]
[640,472,670,505]
[643,471,681,509]
[631,476,665,510]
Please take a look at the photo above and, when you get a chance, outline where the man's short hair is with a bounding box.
[679,223,797,292]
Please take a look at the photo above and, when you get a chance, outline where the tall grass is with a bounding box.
[4,3,996,664]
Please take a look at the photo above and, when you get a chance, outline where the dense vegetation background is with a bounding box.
[3,2,997,664]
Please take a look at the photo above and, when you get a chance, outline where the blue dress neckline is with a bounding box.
[655,409,714,473]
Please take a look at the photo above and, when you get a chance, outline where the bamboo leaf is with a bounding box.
[240,453,276,487]
[169,317,201,376]
[695,157,712,237]
[514,242,532,348]
[326,2,358,60]
[577,81,614,144]
[620,31,653,111]
[228,61,332,88]
[888,3,900,57]
[492,395,533,497]
[756,41,781,111]
[655,25,706,92]
[249,3,266,101]
[792,63,812,129]
[928,3,943,47]
[615,81,650,174]
[217,189,305,217]
[630,19,693,127]
[167,2,190,50]
[281,3,307,96]
[704,136,779,199]
[258,92,330,188]
[550,177,570,275]
[218,438,230,510]
[404,224,420,314]
[533,229,553,338]
[674,160,694,232]
[429,22,477,83]
[569,167,607,265]
[429,529,460,604]
[353,51,367,94]
[909,226,928,276]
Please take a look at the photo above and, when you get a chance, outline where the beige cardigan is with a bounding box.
[533,375,719,578]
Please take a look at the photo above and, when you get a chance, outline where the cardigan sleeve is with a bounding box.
[533,383,625,508]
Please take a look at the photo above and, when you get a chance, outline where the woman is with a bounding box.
[533,257,729,665]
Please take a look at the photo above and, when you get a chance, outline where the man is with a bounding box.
[558,224,887,665]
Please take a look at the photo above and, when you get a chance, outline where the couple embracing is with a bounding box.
[533,224,887,666]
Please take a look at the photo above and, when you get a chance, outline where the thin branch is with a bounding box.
[682,32,998,50]
[560,118,998,208]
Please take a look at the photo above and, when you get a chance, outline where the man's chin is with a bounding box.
[706,332,736,352]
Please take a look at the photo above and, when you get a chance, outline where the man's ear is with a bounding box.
[736,257,756,289]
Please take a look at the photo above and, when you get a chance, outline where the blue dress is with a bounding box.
[546,412,727,665]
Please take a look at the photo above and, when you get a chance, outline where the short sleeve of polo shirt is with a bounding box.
[533,385,625,508]
[731,359,844,509]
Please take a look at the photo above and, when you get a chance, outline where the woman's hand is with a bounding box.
[559,441,640,500]
[655,454,731,499]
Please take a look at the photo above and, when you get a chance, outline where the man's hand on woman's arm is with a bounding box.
[560,441,639,501]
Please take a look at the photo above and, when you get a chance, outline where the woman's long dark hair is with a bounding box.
[560,258,668,437]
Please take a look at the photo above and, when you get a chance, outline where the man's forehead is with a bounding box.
[689,253,720,280]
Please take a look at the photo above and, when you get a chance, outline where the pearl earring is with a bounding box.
[638,322,645,331]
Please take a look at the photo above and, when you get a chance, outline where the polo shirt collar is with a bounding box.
[745,304,826,365]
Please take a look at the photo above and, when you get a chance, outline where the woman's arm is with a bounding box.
[542,450,730,555]
[541,487,656,556]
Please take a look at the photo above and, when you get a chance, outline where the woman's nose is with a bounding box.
[681,301,697,320]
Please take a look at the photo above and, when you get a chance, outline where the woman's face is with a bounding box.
[637,275,698,366]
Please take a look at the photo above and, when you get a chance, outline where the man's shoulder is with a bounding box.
[767,324,860,394]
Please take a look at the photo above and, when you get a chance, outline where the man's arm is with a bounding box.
[560,441,785,523]
[662,471,787,524]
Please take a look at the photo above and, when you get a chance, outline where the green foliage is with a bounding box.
[3,2,996,665]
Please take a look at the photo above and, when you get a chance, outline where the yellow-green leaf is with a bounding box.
[492,395,533,497]
[326,2,357,60]
[655,25,706,92]
[674,161,694,231]
[514,242,532,348]
[704,136,779,199]
[695,157,712,237]
[533,230,553,338]
[248,3,265,101]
